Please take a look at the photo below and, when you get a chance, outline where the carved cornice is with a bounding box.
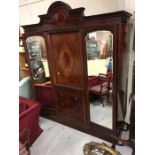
[22,1,131,34]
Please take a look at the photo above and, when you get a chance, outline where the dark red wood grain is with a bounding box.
[22,1,131,142]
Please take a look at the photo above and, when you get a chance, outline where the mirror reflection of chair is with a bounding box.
[89,73,110,106]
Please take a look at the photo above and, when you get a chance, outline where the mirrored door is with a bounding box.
[26,36,50,84]
[86,30,113,129]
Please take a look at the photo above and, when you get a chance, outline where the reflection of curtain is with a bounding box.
[100,37,113,58]
[117,13,135,141]
[100,42,108,58]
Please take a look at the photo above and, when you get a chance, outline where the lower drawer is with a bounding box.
[55,86,86,126]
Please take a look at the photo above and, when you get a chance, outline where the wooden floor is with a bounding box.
[90,102,112,129]
[30,117,132,155]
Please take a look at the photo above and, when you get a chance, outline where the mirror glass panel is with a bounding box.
[26,36,50,84]
[86,31,113,129]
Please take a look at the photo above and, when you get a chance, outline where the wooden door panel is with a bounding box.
[55,86,86,125]
[50,32,83,88]
[35,85,55,108]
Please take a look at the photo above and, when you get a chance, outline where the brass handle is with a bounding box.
[57,72,60,76]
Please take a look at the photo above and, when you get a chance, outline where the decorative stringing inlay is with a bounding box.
[59,42,74,77]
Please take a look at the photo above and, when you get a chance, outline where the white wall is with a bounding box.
[19,0,135,32]
[19,0,118,26]
[116,0,135,13]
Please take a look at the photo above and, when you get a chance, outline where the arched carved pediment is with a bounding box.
[39,1,85,25]
[47,1,71,15]
[22,1,131,38]
[47,1,70,25]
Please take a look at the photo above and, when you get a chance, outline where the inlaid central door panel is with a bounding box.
[48,31,86,126]
[50,32,84,88]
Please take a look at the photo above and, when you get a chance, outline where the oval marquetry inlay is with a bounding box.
[63,51,72,68]
[59,43,74,76]
[54,9,68,25]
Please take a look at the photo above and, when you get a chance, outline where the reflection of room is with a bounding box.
[87,31,113,129]
[88,77,113,129]
[87,31,113,59]
[26,36,50,84]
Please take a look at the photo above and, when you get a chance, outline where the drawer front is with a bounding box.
[55,86,86,126]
